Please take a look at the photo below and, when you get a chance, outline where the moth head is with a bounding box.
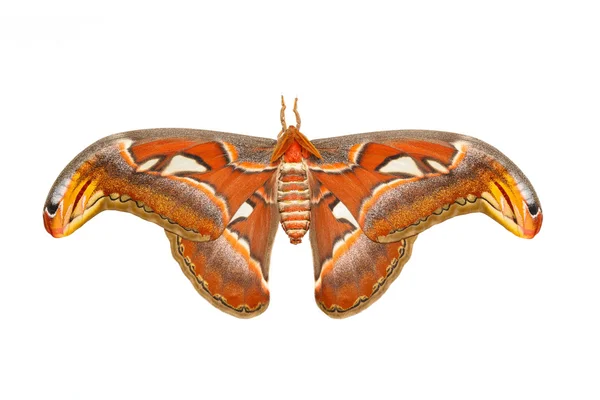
[271,126,322,162]
[271,96,323,162]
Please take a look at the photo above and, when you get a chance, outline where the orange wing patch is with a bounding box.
[166,178,278,317]
[131,140,233,170]
[168,232,270,317]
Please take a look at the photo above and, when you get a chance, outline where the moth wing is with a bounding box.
[166,176,279,318]
[308,130,542,243]
[43,129,277,242]
[309,181,416,318]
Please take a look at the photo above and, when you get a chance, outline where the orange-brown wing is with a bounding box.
[309,182,416,318]
[307,130,542,243]
[166,177,279,318]
[43,128,277,242]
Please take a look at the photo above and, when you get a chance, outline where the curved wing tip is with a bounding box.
[520,204,543,239]
[43,206,66,238]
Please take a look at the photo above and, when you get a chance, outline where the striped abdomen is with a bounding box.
[277,161,311,244]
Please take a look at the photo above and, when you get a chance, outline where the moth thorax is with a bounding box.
[277,160,311,244]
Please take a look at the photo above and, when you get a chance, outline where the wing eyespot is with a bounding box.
[45,202,59,216]
[527,203,540,216]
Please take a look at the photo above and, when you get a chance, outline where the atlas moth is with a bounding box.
[43,97,543,318]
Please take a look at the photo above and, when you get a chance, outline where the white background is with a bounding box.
[1,1,599,399]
